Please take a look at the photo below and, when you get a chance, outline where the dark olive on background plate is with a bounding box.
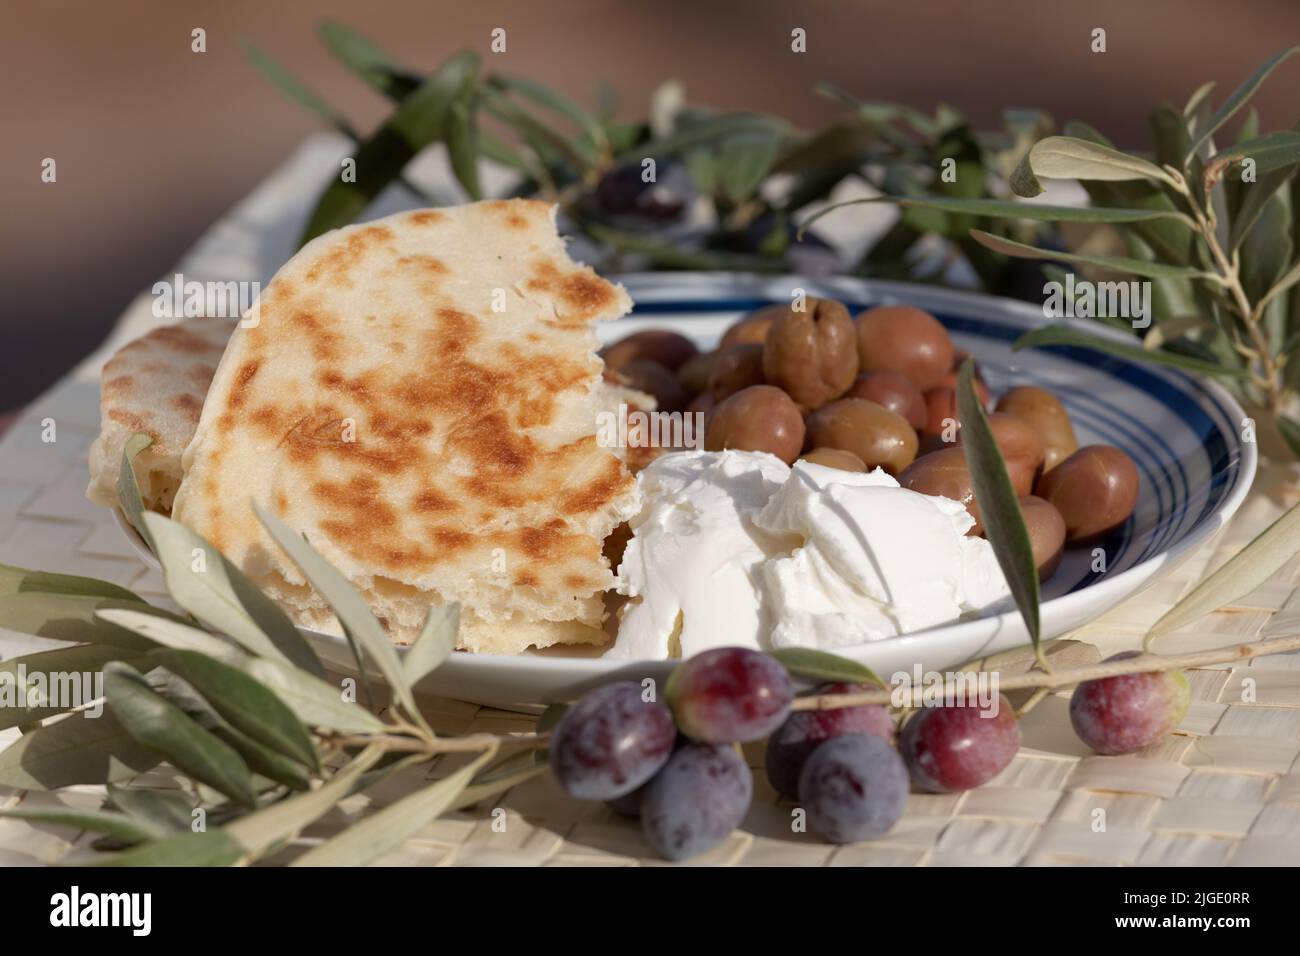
[899,447,980,534]
[707,343,765,401]
[1018,495,1066,580]
[996,386,1079,473]
[676,350,716,395]
[846,371,927,431]
[761,297,859,409]
[1034,445,1139,543]
[704,385,806,464]
[855,305,954,392]
[720,306,784,350]
[601,330,699,372]
[612,359,689,414]
[805,398,918,476]
[592,160,693,227]
[801,447,868,472]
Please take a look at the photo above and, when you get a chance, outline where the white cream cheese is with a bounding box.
[607,451,1010,659]
[605,450,795,659]
[753,461,1011,649]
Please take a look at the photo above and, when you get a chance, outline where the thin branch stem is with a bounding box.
[791,633,1300,710]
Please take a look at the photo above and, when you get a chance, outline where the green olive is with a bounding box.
[1019,495,1066,580]
[704,385,806,464]
[601,330,699,372]
[708,343,765,401]
[996,386,1079,472]
[1034,445,1139,543]
[760,297,859,408]
[801,447,868,472]
[804,398,918,476]
[855,305,954,392]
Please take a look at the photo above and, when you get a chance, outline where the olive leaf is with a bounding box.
[402,603,459,687]
[290,746,495,866]
[955,360,1042,657]
[0,645,146,730]
[446,87,483,200]
[1186,45,1300,160]
[0,710,159,790]
[1013,325,1251,379]
[969,229,1214,282]
[253,503,419,721]
[103,662,258,808]
[241,657,385,735]
[147,649,318,771]
[224,744,383,856]
[95,607,245,662]
[242,38,358,137]
[81,829,246,868]
[1257,257,1300,317]
[802,196,1194,236]
[149,667,313,791]
[1010,136,1180,198]
[107,784,196,834]
[119,432,156,552]
[1147,502,1300,644]
[716,133,782,205]
[0,563,144,604]
[0,593,172,650]
[141,511,323,676]
[316,21,420,100]
[300,50,480,244]
[1279,416,1300,460]
[449,761,549,812]
[1203,131,1300,192]
[492,74,607,159]
[768,647,884,687]
[0,806,167,845]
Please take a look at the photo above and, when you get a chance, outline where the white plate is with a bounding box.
[117,274,1256,706]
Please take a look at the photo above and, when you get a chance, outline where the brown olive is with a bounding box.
[957,413,1045,482]
[676,350,716,395]
[704,385,806,464]
[805,398,918,476]
[761,298,859,408]
[720,305,783,350]
[899,447,980,535]
[708,343,765,401]
[801,447,868,472]
[935,365,991,408]
[601,329,699,372]
[846,371,927,430]
[922,387,961,440]
[855,305,955,392]
[612,359,689,413]
[996,386,1079,472]
[1019,495,1066,580]
[1034,445,1139,543]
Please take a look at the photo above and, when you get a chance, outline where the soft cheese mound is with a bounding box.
[608,452,1010,658]
[606,450,795,659]
[754,460,1010,649]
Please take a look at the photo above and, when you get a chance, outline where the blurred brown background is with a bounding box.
[2,0,1297,411]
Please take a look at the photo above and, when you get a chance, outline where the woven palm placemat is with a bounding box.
[0,372,1296,865]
